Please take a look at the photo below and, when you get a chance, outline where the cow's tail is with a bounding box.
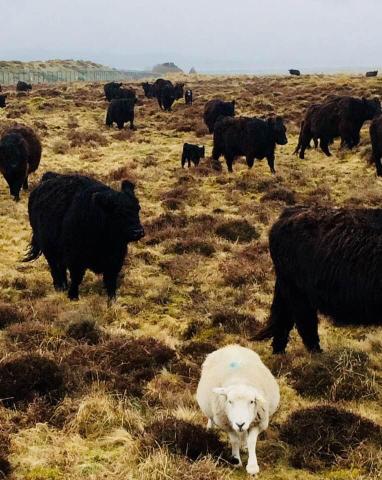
[251,319,276,341]
[23,235,41,262]
[293,121,304,155]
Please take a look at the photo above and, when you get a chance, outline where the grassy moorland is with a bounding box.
[0,74,381,480]
[0,60,111,72]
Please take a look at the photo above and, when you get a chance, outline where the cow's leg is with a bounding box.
[299,133,312,159]
[103,270,118,302]
[68,265,86,300]
[181,153,186,168]
[188,159,191,168]
[292,293,321,353]
[313,137,319,149]
[320,137,332,157]
[266,154,276,174]
[246,156,255,169]
[228,432,242,467]
[46,253,67,291]
[225,155,234,173]
[130,119,135,130]
[23,176,29,191]
[117,122,124,130]
[373,151,382,176]
[271,279,295,354]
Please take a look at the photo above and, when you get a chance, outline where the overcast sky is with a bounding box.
[0,0,380,72]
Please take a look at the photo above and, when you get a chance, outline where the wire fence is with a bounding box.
[0,69,152,85]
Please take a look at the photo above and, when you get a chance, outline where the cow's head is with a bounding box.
[213,385,269,432]
[363,97,381,119]
[268,116,288,145]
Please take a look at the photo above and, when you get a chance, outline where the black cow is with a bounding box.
[114,88,137,102]
[212,116,287,173]
[160,85,177,111]
[0,94,7,108]
[295,96,381,159]
[142,82,155,98]
[366,71,378,77]
[104,82,122,101]
[289,69,301,76]
[106,98,135,129]
[174,83,184,100]
[16,81,32,92]
[24,173,144,301]
[185,90,193,105]
[181,143,205,168]
[203,99,235,133]
[0,125,41,201]
[255,206,382,353]
[370,115,382,176]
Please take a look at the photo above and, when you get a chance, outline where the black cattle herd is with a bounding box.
[0,77,381,352]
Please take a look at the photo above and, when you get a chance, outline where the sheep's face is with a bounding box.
[213,385,262,432]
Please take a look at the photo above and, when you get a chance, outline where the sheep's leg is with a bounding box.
[246,426,260,475]
[206,418,213,430]
[228,432,242,467]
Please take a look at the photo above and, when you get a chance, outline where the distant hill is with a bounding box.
[152,62,183,74]
[0,59,115,72]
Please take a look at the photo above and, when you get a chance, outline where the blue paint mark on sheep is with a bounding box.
[229,361,241,369]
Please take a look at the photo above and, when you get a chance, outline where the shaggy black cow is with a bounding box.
[366,71,378,77]
[152,79,172,107]
[160,84,177,111]
[203,99,235,133]
[0,94,6,108]
[106,98,135,129]
[255,206,382,354]
[16,81,32,92]
[289,69,301,76]
[185,89,193,105]
[212,116,287,173]
[25,173,144,300]
[181,143,205,168]
[295,96,381,159]
[104,82,122,101]
[142,82,154,98]
[114,88,137,102]
[0,125,41,200]
[370,115,382,176]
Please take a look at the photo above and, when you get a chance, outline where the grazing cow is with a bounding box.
[295,96,381,159]
[0,94,7,108]
[181,143,205,168]
[152,79,172,108]
[142,82,155,98]
[114,88,137,102]
[212,116,287,173]
[16,81,32,92]
[370,115,382,176]
[185,89,193,105]
[24,173,144,301]
[289,69,301,76]
[204,99,236,133]
[106,98,135,129]
[255,206,382,354]
[104,82,122,101]
[366,71,378,77]
[0,125,41,200]
[160,84,177,111]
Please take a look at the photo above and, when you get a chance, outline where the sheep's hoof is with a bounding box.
[229,456,242,467]
[246,463,259,475]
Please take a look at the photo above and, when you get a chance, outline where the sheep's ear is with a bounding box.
[255,394,269,430]
[213,387,227,398]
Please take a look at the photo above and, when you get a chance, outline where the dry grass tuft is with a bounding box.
[67,129,108,148]
[66,318,101,345]
[0,354,65,408]
[289,348,379,401]
[0,303,25,329]
[211,309,261,336]
[280,405,382,471]
[215,219,259,242]
[0,457,11,478]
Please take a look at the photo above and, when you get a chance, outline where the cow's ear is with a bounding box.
[121,179,135,193]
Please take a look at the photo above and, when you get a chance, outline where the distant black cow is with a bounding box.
[295,96,381,159]
[289,69,301,76]
[104,82,122,101]
[255,206,382,353]
[25,173,144,301]
[370,115,382,176]
[142,82,155,98]
[185,89,193,105]
[0,94,6,108]
[160,85,177,111]
[181,143,205,168]
[203,99,235,133]
[0,125,41,200]
[366,71,378,77]
[174,83,184,100]
[212,116,287,173]
[16,81,32,92]
[106,98,135,129]
[152,79,172,108]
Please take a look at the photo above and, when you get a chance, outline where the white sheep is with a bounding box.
[196,344,280,475]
